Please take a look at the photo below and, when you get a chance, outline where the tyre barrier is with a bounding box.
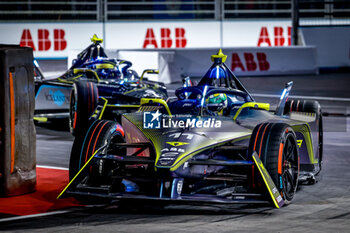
[0,45,36,196]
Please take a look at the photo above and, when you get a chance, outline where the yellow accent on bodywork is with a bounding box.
[123,86,147,95]
[57,149,99,199]
[297,139,303,148]
[73,68,100,82]
[91,34,103,44]
[139,98,172,116]
[96,63,114,69]
[252,152,281,208]
[233,102,270,120]
[167,133,251,171]
[57,74,83,84]
[98,97,108,120]
[292,124,316,164]
[33,117,48,122]
[211,49,227,63]
[140,69,159,81]
[166,142,189,147]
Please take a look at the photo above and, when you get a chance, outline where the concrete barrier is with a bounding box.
[0,45,36,196]
[301,26,350,68]
[117,47,318,84]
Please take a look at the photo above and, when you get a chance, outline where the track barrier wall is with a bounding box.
[116,47,318,84]
[0,21,348,72]
[300,26,350,68]
[0,45,36,197]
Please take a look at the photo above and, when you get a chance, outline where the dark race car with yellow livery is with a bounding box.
[34,35,167,134]
[59,50,323,208]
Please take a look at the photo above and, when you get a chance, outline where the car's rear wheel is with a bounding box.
[69,80,98,136]
[284,99,323,172]
[248,122,299,205]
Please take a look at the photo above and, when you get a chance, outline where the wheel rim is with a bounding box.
[281,134,299,201]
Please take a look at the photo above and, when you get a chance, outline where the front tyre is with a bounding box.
[69,120,124,181]
[69,120,125,204]
[249,122,299,205]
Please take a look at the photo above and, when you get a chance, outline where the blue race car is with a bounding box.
[34,35,167,134]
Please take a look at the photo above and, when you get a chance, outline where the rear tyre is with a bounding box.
[69,80,98,136]
[284,99,323,172]
[248,122,299,205]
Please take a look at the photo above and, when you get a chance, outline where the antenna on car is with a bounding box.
[90,34,103,44]
[211,49,227,64]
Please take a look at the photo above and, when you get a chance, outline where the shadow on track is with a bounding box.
[1,203,274,231]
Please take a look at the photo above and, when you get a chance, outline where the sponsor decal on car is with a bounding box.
[143,110,222,129]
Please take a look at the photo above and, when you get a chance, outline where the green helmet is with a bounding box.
[208,93,227,104]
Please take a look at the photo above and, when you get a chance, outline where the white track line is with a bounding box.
[167,89,350,102]
[37,165,68,170]
[252,93,350,102]
[0,210,72,223]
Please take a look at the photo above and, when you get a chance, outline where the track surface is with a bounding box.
[2,68,350,232]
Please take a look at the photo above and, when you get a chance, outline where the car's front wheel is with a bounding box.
[249,122,299,205]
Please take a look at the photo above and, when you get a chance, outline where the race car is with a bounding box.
[59,50,323,208]
[34,35,167,134]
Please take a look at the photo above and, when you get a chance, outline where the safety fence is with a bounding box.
[1,0,349,25]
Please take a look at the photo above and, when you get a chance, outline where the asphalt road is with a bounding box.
[2,70,350,232]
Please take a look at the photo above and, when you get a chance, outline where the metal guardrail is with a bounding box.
[0,0,101,21]
[105,0,216,20]
[0,0,349,25]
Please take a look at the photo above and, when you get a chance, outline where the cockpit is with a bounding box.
[169,49,254,117]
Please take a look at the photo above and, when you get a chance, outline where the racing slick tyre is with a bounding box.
[284,99,323,172]
[69,120,125,204]
[69,80,98,136]
[69,119,125,180]
[248,123,299,205]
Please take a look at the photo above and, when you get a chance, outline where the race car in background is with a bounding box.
[34,35,168,134]
[59,50,323,208]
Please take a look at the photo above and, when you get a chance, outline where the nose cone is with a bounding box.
[156,131,216,168]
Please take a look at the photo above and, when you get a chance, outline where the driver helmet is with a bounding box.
[206,93,228,115]
[95,63,121,80]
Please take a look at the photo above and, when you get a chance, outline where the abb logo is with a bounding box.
[143,28,187,48]
[20,29,67,51]
[231,53,270,72]
[257,26,292,47]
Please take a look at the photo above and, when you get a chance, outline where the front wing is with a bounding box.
[58,145,284,208]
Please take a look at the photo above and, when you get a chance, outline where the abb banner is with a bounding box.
[105,21,221,49]
[223,21,292,47]
[0,23,102,57]
[0,20,293,58]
